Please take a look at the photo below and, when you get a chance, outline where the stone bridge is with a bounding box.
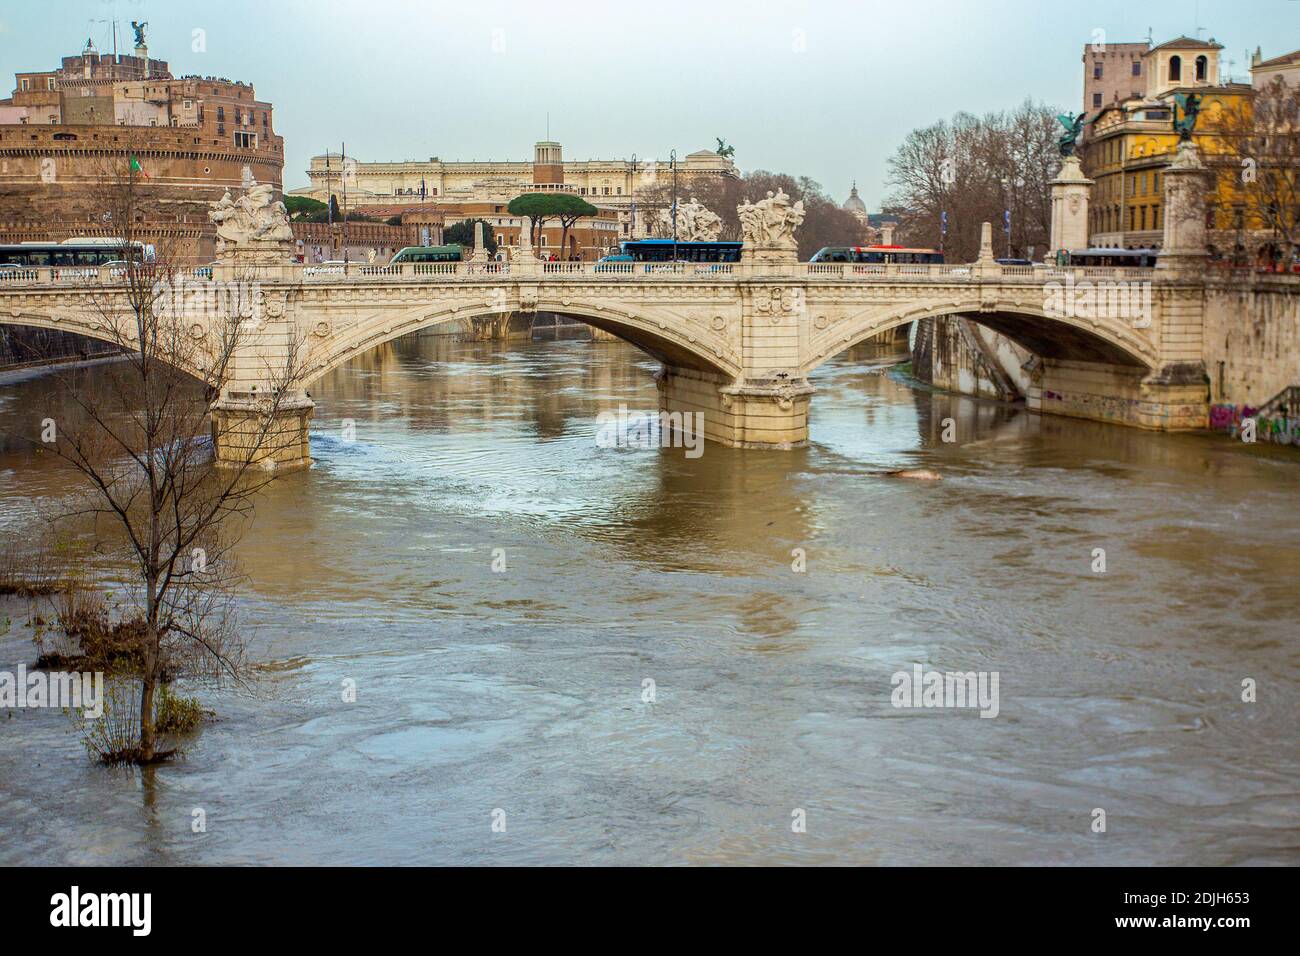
[0,152,1221,468]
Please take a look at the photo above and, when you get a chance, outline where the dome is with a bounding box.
[842,182,867,215]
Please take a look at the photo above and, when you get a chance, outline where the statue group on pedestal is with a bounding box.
[655,197,723,242]
[737,189,806,248]
[209,180,294,250]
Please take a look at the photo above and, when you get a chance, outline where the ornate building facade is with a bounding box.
[290,141,737,241]
[1081,36,1257,253]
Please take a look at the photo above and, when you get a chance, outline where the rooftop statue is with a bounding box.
[1056,112,1087,157]
[1173,93,1203,141]
[131,21,148,47]
[737,189,805,247]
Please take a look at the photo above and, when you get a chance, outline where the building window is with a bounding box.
[47,77,56,91]
[1169,56,1181,82]
[1093,62,1103,79]
[1129,207,1136,231]
[183,99,192,109]
[233,131,256,148]
[1132,61,1141,76]
[1093,93,1103,107]
[49,115,57,124]
[217,106,225,121]
[1195,55,1207,81]
[19,78,29,91]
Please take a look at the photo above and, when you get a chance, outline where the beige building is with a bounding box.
[1082,40,1153,114]
[1250,47,1300,88]
[290,141,737,240]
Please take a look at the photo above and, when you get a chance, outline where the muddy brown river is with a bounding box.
[1,333,1297,864]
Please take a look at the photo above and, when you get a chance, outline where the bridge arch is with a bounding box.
[299,293,741,387]
[0,309,211,383]
[804,297,1158,374]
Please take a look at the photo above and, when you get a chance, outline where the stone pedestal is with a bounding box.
[742,242,798,275]
[1049,155,1093,256]
[1158,141,1210,274]
[210,391,314,471]
[511,224,538,276]
[470,221,490,264]
[213,242,299,283]
[657,367,812,448]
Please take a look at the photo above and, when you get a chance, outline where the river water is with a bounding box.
[1,333,1297,865]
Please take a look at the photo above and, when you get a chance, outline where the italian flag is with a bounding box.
[129,155,150,179]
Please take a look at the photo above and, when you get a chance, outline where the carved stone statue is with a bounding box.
[209,179,294,255]
[736,189,805,249]
[131,21,148,47]
[655,197,723,242]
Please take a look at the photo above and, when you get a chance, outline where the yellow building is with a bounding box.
[1082,36,1254,252]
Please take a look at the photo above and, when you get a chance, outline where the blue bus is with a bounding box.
[615,240,743,263]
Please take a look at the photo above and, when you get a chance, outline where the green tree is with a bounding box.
[285,195,329,221]
[507,193,598,257]
[443,218,498,255]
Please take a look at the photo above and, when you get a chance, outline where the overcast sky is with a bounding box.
[2,1,1296,207]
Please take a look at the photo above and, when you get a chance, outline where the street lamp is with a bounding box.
[1000,177,1011,259]
[670,148,678,262]
[628,153,639,243]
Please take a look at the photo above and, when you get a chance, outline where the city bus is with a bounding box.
[0,239,156,268]
[617,240,743,263]
[810,245,944,265]
[389,244,464,264]
[1061,247,1159,268]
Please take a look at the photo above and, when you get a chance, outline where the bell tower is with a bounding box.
[532,141,563,185]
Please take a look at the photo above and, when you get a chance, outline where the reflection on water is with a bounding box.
[1,333,1297,865]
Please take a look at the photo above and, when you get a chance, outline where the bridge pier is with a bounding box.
[210,390,315,471]
[657,367,813,448]
[1026,360,1207,429]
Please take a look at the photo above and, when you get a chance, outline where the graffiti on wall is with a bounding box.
[1209,403,1300,445]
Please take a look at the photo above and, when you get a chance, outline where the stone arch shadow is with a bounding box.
[804,302,1158,375]
[0,312,212,384]
[301,297,741,388]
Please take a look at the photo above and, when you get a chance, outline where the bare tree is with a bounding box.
[633,170,863,258]
[1211,77,1300,269]
[886,100,1061,261]
[20,151,306,763]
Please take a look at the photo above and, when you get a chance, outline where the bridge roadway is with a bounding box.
[0,240,1211,469]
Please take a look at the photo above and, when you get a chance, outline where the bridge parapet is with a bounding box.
[0,261,1159,290]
